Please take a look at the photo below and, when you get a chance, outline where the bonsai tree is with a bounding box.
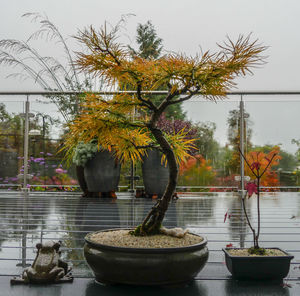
[64,23,266,236]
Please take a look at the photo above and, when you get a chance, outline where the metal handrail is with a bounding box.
[0,90,300,96]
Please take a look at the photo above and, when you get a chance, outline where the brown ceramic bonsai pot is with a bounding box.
[84,228,209,286]
[223,247,294,280]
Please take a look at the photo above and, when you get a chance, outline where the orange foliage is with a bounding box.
[179,154,215,186]
[244,148,281,187]
[180,154,212,175]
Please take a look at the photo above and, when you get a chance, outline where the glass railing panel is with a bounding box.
[0,96,25,190]
[179,95,241,191]
[1,92,300,192]
[243,95,300,189]
[28,95,78,192]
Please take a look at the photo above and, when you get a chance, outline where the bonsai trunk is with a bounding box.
[134,127,178,235]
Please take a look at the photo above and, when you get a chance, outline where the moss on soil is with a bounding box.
[227,248,286,257]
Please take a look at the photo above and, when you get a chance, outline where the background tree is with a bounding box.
[0,103,23,151]
[292,139,300,162]
[178,154,216,187]
[226,108,252,175]
[194,122,220,162]
[128,21,163,59]
[0,104,22,179]
[253,145,297,171]
[65,23,266,235]
[128,20,186,120]
[250,144,297,186]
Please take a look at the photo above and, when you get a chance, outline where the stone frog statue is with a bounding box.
[11,241,73,284]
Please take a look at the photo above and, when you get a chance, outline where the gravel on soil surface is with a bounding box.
[227,248,287,257]
[89,229,204,248]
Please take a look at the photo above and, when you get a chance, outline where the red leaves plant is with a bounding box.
[245,182,258,198]
[224,211,232,223]
[250,162,261,171]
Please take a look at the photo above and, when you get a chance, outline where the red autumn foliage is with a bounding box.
[245,182,258,197]
[245,148,281,187]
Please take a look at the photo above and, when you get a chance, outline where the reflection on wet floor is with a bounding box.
[0,191,300,278]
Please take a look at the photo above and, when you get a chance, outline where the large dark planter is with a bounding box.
[142,150,169,197]
[76,165,89,194]
[84,228,209,286]
[83,151,121,192]
[223,248,294,280]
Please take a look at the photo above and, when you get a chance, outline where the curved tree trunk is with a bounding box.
[134,127,178,235]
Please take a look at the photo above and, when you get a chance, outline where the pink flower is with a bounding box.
[245,182,258,197]
[55,168,64,174]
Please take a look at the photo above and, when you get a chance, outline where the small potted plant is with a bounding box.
[223,149,294,280]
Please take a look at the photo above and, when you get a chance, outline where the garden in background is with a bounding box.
[0,15,300,192]
[1,99,300,192]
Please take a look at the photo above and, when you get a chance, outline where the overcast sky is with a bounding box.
[0,0,299,152]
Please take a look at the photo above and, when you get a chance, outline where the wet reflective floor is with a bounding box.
[0,191,300,295]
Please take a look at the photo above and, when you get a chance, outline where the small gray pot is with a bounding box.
[223,247,294,280]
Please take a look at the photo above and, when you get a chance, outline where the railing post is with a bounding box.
[22,95,30,192]
[239,95,246,248]
[240,95,245,193]
[129,105,136,194]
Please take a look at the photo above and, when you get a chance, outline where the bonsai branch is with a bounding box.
[136,83,158,111]
[168,88,200,105]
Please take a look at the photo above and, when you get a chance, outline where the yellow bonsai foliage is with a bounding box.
[63,92,197,165]
[75,26,265,97]
[161,129,197,166]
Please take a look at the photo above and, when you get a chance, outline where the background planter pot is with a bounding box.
[142,150,169,197]
[223,248,294,280]
[84,228,209,286]
[76,165,89,194]
[83,151,121,192]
